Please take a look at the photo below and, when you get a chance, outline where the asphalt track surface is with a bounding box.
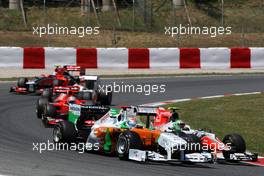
[1,75,264,176]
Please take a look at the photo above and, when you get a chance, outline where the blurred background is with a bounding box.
[0,0,263,47]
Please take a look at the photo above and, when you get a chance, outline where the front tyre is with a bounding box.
[222,133,246,160]
[117,134,129,159]
[116,131,142,160]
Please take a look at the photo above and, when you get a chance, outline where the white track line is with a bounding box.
[142,91,263,107]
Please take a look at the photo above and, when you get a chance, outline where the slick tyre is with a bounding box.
[45,104,57,119]
[116,131,142,160]
[53,79,63,87]
[42,89,53,101]
[222,133,246,160]
[77,91,91,101]
[42,103,57,127]
[98,91,112,105]
[17,77,28,87]
[36,97,49,119]
[53,121,77,143]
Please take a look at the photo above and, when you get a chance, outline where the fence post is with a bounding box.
[102,0,114,11]
[133,0,135,31]
[9,0,20,10]
[43,0,50,46]
[150,0,153,29]
[221,0,224,26]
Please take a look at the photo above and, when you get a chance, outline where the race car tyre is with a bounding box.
[41,103,57,127]
[98,91,112,105]
[42,89,53,101]
[83,92,91,100]
[53,79,63,87]
[116,131,143,160]
[53,121,77,143]
[36,97,49,119]
[77,92,91,101]
[9,87,15,92]
[17,77,28,87]
[44,104,57,119]
[222,133,246,160]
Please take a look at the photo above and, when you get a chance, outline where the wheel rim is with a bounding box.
[53,126,62,143]
[117,137,127,154]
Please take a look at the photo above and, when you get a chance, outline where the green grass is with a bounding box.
[0,1,263,47]
[164,94,264,155]
[0,0,263,32]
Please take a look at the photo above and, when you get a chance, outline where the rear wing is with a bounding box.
[80,105,110,115]
[64,65,85,76]
[53,86,80,93]
[134,106,158,115]
[68,104,109,124]
[79,75,98,81]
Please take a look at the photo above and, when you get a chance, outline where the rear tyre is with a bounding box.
[98,91,112,105]
[53,121,77,143]
[53,79,63,87]
[222,133,246,160]
[42,89,53,101]
[77,91,91,101]
[17,77,28,87]
[116,131,142,160]
[36,97,49,119]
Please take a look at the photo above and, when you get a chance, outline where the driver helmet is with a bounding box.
[127,117,137,128]
[176,120,185,129]
[170,111,179,122]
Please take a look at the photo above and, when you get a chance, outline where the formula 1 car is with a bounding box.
[9,65,84,94]
[37,89,87,127]
[37,84,112,127]
[160,123,259,162]
[53,106,214,163]
[154,106,259,163]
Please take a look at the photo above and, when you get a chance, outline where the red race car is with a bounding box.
[10,65,84,94]
[36,87,91,127]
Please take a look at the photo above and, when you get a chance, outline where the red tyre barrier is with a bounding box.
[231,48,251,68]
[128,48,150,69]
[180,48,201,68]
[77,48,97,68]
[23,48,45,69]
